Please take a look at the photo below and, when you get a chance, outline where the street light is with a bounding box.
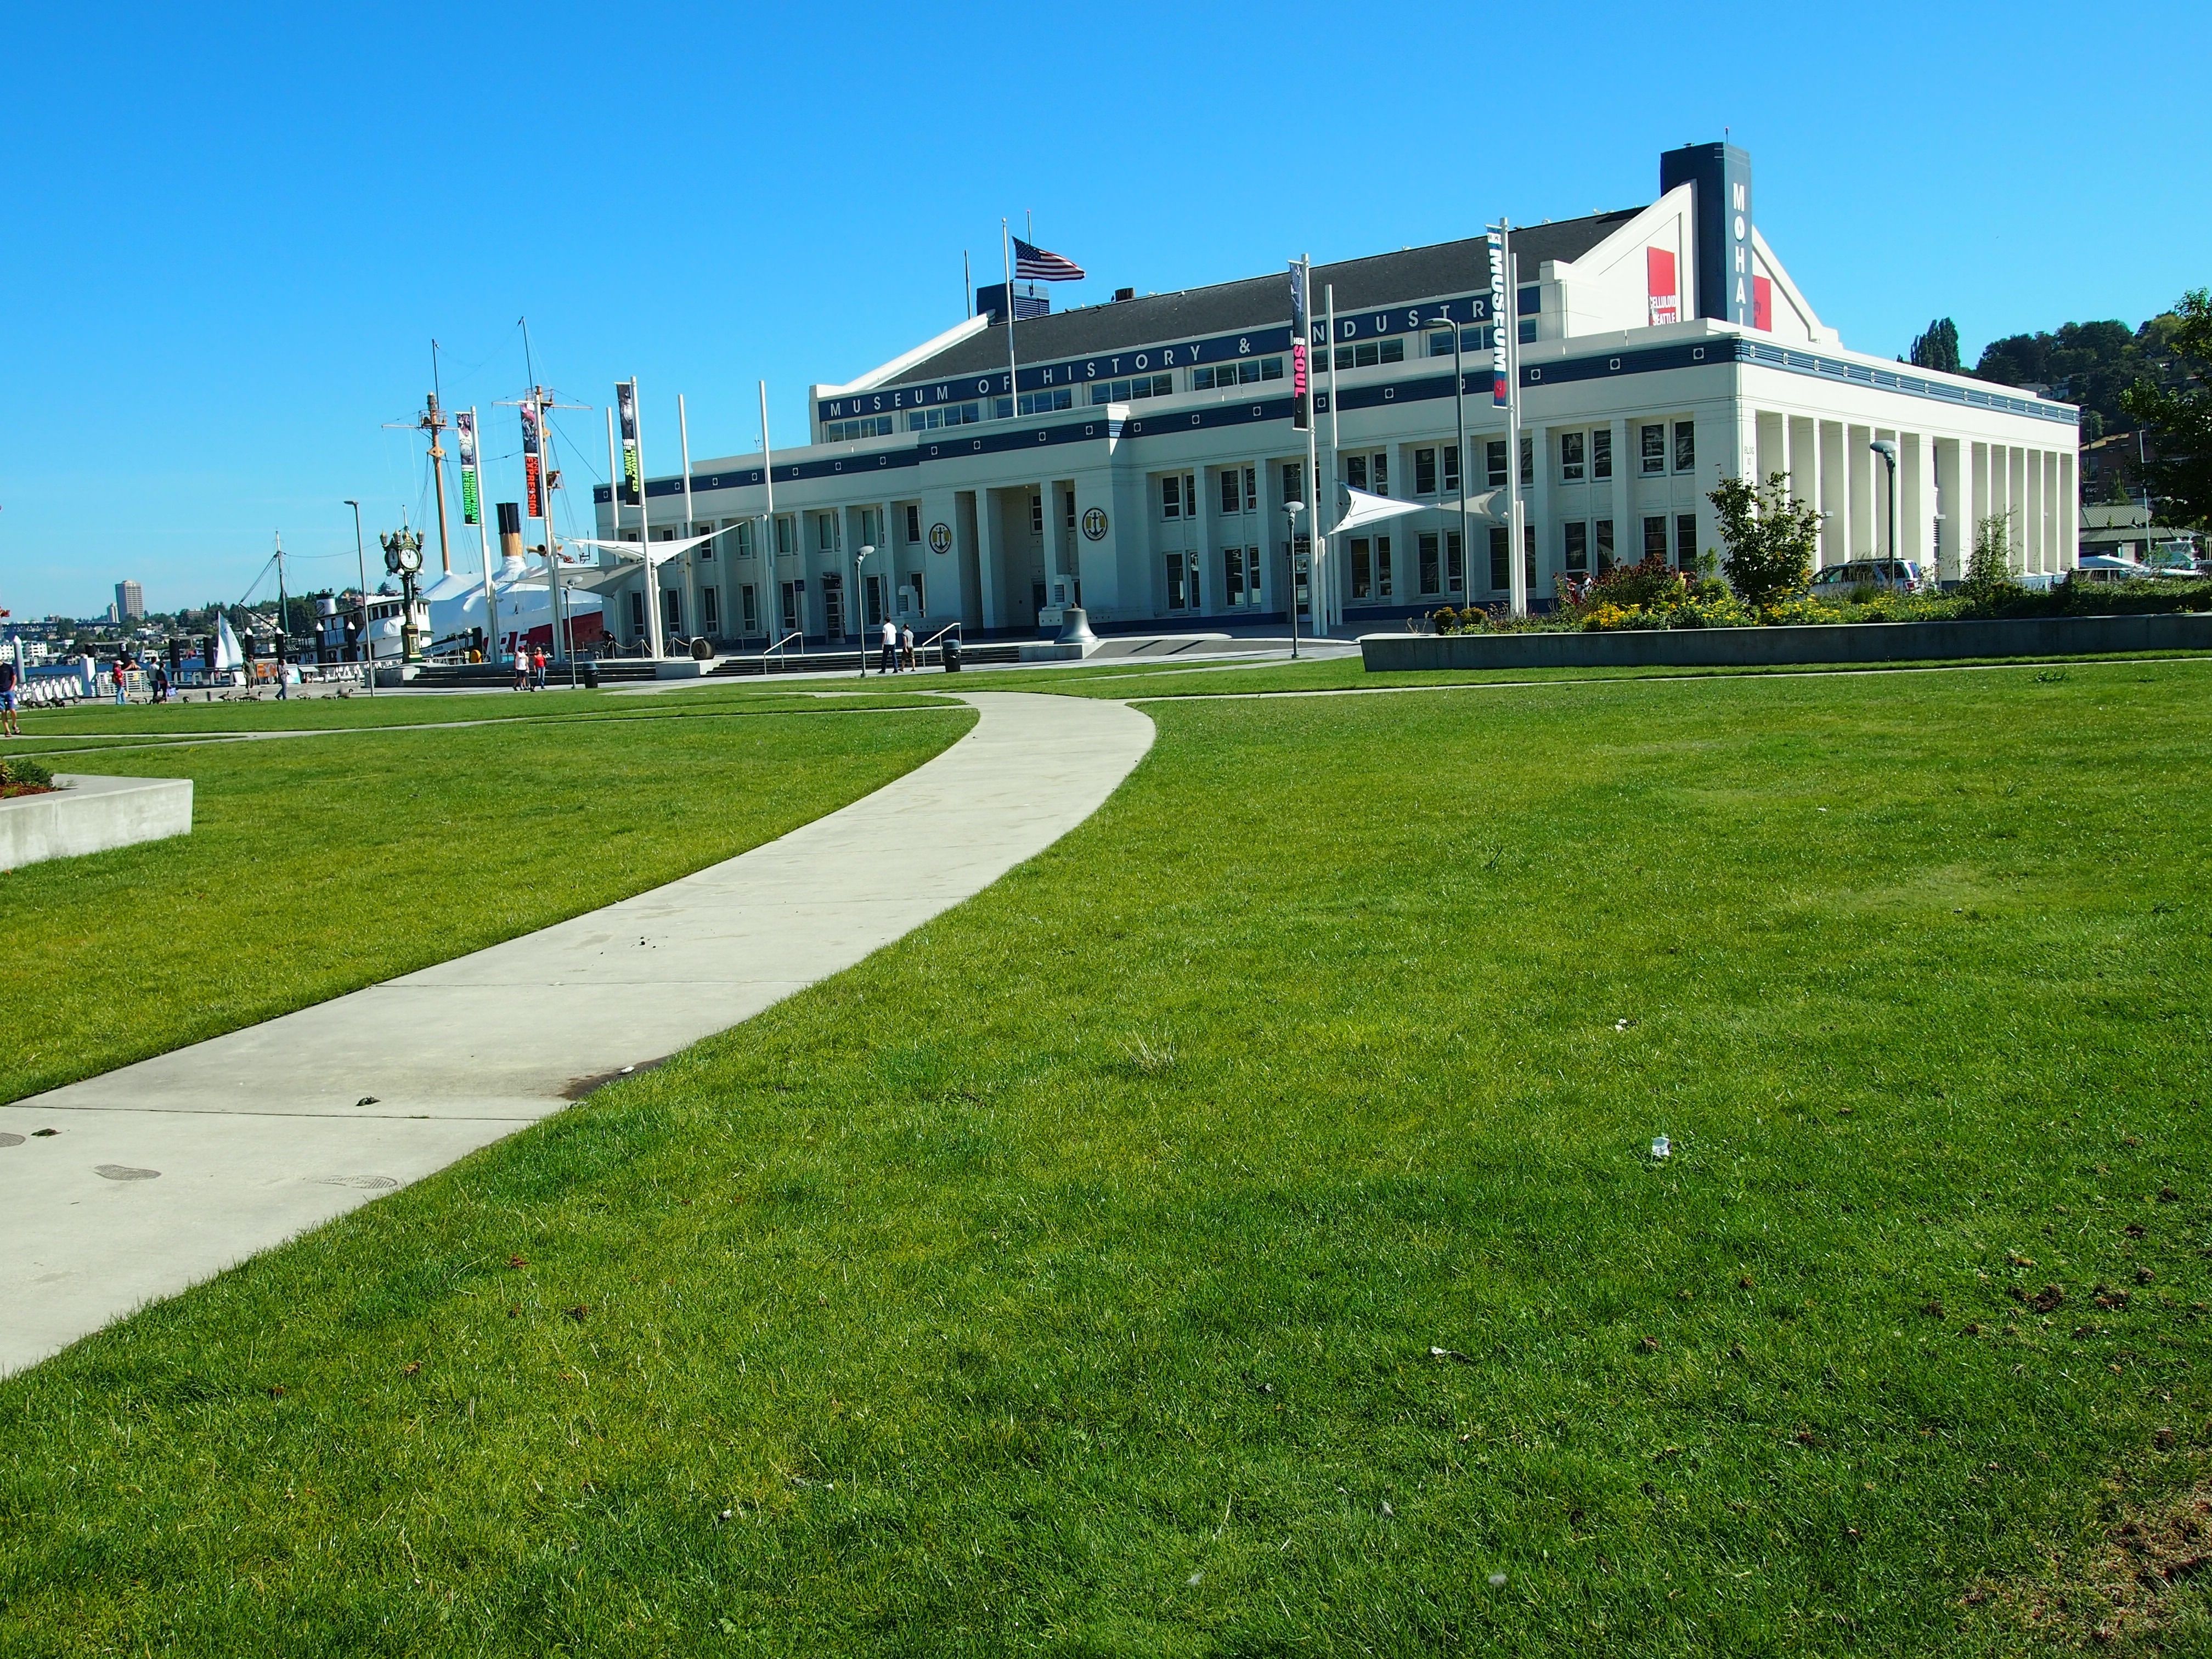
[343,499,374,696]
[852,543,876,678]
[1280,502,1304,660]
[1869,441,1899,567]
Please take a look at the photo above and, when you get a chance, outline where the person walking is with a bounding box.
[878,617,897,676]
[900,620,916,672]
[531,645,549,691]
[0,658,20,737]
[514,647,531,692]
[151,663,171,704]
[111,657,129,707]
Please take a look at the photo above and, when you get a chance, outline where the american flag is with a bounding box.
[1013,236,1085,282]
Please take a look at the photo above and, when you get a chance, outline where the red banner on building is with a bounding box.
[1646,247,1679,326]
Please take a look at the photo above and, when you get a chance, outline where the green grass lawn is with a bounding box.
[0,706,972,1106]
[4,662,2210,1654]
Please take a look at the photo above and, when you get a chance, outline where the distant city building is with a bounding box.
[115,580,145,622]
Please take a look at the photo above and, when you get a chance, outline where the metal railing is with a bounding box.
[763,629,803,670]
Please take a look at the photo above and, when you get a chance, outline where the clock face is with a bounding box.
[397,546,422,573]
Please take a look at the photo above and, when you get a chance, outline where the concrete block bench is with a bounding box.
[1,775,194,871]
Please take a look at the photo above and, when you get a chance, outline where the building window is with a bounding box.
[1282,461,1302,508]
[816,514,838,553]
[1063,489,1076,530]
[1220,470,1240,515]
[1592,428,1612,481]
[1351,537,1372,600]
[697,524,716,561]
[906,400,984,432]
[1675,512,1699,569]
[735,520,757,558]
[1165,551,1201,611]
[1018,387,1074,415]
[1030,492,1043,535]
[741,583,758,633]
[904,504,922,544]
[1415,448,1438,496]
[859,507,883,548]
[909,572,926,616]
[1643,515,1668,562]
[1443,444,1460,495]
[1641,424,1666,475]
[1595,518,1615,574]
[1092,374,1173,405]
[1329,338,1406,369]
[821,573,845,638]
[663,588,684,635]
[1564,521,1589,574]
[1560,431,1585,483]
[1426,325,1494,357]
[1517,318,1537,345]
[1344,452,1389,495]
[775,515,795,555]
[1488,525,1510,590]
[823,415,895,442]
[628,590,645,635]
[1487,440,1508,489]
[1222,546,1259,606]
[1519,435,1533,487]
[1192,357,1283,389]
[1447,529,1464,592]
[1674,420,1696,473]
[1419,531,1441,594]
[1161,473,1197,520]
[701,586,719,630]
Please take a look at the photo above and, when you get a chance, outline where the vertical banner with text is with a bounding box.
[455,409,482,525]
[1289,258,1310,432]
[520,400,544,520]
[1488,231,1511,406]
[616,381,642,505]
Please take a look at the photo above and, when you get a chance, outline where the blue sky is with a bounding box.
[2,0,2204,619]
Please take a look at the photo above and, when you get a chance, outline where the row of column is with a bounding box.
[1754,415,2075,580]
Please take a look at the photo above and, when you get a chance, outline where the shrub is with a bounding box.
[1960,512,2026,610]
[1709,473,1821,610]
[1,756,56,794]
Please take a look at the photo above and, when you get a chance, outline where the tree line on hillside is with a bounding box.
[1907,290,2210,528]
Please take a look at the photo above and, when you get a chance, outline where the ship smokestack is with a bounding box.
[497,500,523,562]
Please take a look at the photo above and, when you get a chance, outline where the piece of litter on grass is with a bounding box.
[620,1065,635,1074]
[1429,1346,1472,1364]
[1186,1571,1203,1587]
[1614,1018,1635,1032]
[1380,1501,1395,1518]
[1488,1572,1509,1588]
[1651,1135,1672,1160]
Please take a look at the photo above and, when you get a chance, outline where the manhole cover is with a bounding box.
[94,1164,161,1181]
[312,1175,399,1189]
[0,1133,24,1148]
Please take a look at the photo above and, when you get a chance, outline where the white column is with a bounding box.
[1610,417,1632,569]
[2060,453,2078,571]
[1819,420,1846,566]
[975,488,1005,630]
[1527,425,1551,599]
[1900,433,1924,567]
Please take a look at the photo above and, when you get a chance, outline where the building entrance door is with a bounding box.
[781,581,801,637]
[821,573,845,640]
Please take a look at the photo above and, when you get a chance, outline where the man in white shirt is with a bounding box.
[879,618,898,675]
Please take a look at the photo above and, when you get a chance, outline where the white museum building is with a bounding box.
[592,142,2078,647]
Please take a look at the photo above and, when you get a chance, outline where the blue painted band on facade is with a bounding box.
[605,336,2077,504]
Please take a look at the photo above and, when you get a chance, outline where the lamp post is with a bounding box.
[1870,440,1899,569]
[1281,501,1304,659]
[853,543,876,678]
[344,499,374,696]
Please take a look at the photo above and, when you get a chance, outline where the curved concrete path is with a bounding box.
[0,692,1154,1377]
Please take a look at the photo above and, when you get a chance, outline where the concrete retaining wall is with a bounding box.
[1361,612,2212,673]
[0,775,193,871]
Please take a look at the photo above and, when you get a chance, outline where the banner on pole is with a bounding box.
[455,410,482,526]
[616,381,642,506]
[520,401,544,520]
[1289,259,1310,433]
[1488,232,1511,407]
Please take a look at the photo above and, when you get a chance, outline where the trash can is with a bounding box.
[582,663,600,689]
[943,637,962,673]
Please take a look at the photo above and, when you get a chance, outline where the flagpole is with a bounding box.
[1000,219,1019,421]
[1325,284,1341,634]
[759,380,777,644]
[634,379,662,660]
[1301,256,1321,646]
[607,405,627,648]
[679,392,698,648]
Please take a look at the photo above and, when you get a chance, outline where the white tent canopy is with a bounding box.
[1329,485,1506,538]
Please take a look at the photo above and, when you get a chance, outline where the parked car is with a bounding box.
[1809,559,1929,595]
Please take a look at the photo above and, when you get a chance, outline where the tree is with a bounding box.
[1962,512,2023,603]
[1909,318,1961,373]
[2120,288,2212,530]
[1708,473,1821,609]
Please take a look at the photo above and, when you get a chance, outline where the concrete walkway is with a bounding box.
[0,692,1154,1378]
